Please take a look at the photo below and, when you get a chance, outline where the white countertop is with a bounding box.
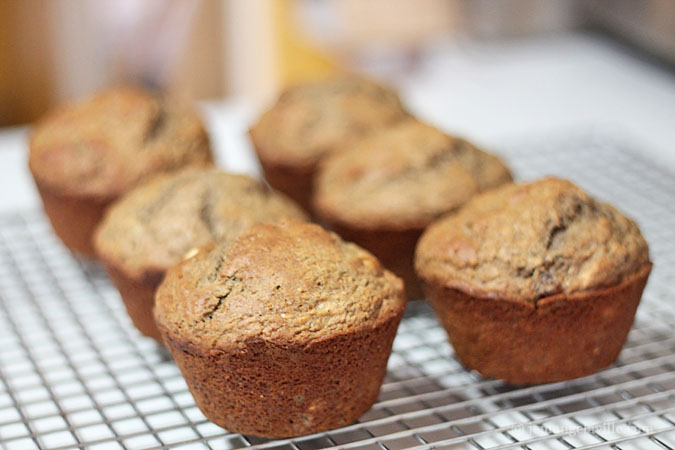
[1,32,674,215]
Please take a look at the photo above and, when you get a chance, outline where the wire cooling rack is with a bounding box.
[1,134,674,450]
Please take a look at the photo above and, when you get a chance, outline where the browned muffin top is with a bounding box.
[154,220,406,347]
[249,76,407,167]
[415,177,650,302]
[95,168,307,280]
[314,119,512,230]
[29,86,212,198]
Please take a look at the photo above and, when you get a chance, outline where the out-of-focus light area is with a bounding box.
[2,0,674,122]
[1,0,674,173]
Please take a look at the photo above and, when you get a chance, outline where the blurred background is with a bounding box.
[1,0,674,190]
[2,0,674,125]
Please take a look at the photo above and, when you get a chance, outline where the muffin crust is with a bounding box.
[30,86,211,198]
[315,119,512,229]
[416,177,650,302]
[314,119,512,298]
[95,168,306,340]
[155,220,404,347]
[251,76,406,168]
[29,86,212,256]
[249,76,407,209]
[96,168,306,281]
[416,177,652,384]
[155,221,406,437]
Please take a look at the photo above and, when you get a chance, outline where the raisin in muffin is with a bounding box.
[249,76,407,211]
[415,177,652,384]
[29,86,213,257]
[314,119,512,299]
[154,220,406,437]
[94,168,307,342]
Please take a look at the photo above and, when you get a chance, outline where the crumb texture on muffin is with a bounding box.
[29,86,211,198]
[416,177,650,302]
[250,76,407,167]
[315,119,512,229]
[95,169,307,280]
[155,221,406,348]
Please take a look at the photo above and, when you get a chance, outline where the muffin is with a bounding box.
[94,168,307,342]
[154,220,406,437]
[249,76,407,210]
[314,119,512,299]
[29,86,213,257]
[415,177,652,384]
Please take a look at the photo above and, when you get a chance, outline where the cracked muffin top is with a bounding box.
[29,86,212,198]
[415,177,650,303]
[314,119,513,230]
[94,168,307,280]
[154,220,406,347]
[249,76,407,168]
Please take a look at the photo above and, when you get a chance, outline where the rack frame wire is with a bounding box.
[1,134,674,450]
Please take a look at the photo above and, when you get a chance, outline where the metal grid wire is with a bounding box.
[1,134,675,450]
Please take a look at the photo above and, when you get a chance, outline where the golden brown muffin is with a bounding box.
[249,76,407,210]
[415,177,652,384]
[94,168,307,342]
[154,220,406,438]
[29,86,213,257]
[314,119,512,299]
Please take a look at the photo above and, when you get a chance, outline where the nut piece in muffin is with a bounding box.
[154,220,406,438]
[249,76,407,210]
[94,168,307,342]
[29,86,213,257]
[314,119,512,299]
[415,177,652,384]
